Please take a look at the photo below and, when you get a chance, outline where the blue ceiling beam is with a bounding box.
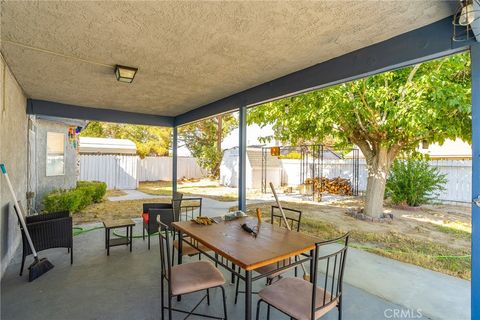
[27,99,175,127]
[175,16,472,126]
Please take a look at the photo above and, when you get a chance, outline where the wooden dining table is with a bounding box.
[172,217,320,320]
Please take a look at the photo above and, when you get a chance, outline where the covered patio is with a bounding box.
[0,2,477,320]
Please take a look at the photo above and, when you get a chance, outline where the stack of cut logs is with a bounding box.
[305,177,353,196]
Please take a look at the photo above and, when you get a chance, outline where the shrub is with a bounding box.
[42,189,83,213]
[77,181,107,203]
[386,159,447,207]
[42,181,107,213]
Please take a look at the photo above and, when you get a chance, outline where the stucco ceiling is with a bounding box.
[0,1,456,117]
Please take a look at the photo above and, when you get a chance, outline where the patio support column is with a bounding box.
[471,44,480,320]
[172,126,178,194]
[239,106,247,212]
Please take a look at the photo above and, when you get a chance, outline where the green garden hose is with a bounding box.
[72,226,103,236]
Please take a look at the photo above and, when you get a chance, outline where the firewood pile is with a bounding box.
[305,177,353,196]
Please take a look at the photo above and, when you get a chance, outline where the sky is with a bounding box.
[177,123,275,156]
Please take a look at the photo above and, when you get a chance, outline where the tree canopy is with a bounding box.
[81,121,171,158]
[248,52,471,217]
[179,114,237,178]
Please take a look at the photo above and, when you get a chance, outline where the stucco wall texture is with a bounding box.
[32,118,77,207]
[0,54,28,278]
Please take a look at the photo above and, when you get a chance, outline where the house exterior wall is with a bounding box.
[0,54,28,278]
[31,118,78,208]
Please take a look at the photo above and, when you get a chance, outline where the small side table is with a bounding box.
[103,219,135,256]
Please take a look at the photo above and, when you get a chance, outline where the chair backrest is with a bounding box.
[143,202,172,214]
[172,193,203,221]
[270,206,302,232]
[143,203,173,233]
[310,233,349,320]
[157,217,172,282]
[150,207,177,230]
[172,192,184,218]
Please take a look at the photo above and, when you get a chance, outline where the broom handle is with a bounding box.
[0,164,38,258]
[269,182,309,277]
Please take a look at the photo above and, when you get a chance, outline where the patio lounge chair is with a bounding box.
[142,202,174,250]
[13,206,73,277]
[142,192,203,250]
[256,233,349,320]
[158,219,228,320]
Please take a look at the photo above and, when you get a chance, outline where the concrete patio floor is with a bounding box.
[0,222,464,320]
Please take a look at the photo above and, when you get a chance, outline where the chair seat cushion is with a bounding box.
[173,239,210,256]
[142,213,149,223]
[255,259,293,279]
[171,261,225,296]
[259,277,338,320]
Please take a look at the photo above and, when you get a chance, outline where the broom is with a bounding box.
[269,182,310,281]
[0,164,54,281]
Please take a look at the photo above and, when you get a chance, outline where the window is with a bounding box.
[46,132,65,176]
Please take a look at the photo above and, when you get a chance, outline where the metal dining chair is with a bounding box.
[234,206,302,303]
[158,218,228,320]
[172,191,203,221]
[255,233,350,320]
[149,207,205,266]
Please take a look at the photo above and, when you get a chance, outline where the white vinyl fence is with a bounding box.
[325,159,472,203]
[80,155,139,190]
[273,159,472,203]
[80,155,207,190]
[137,157,207,182]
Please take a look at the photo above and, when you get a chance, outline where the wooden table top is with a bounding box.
[172,217,319,271]
[103,219,136,229]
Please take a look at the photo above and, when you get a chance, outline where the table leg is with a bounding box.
[129,226,133,252]
[245,270,252,320]
[231,262,236,284]
[107,229,110,256]
[126,227,129,246]
[177,230,183,302]
[309,249,314,283]
[104,228,107,249]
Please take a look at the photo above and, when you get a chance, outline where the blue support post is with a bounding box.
[239,106,247,212]
[471,44,480,320]
[172,127,178,195]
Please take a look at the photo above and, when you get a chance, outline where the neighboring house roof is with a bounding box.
[345,139,472,160]
[418,138,471,159]
[79,137,137,155]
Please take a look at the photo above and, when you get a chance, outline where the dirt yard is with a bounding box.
[241,198,471,280]
[75,180,472,280]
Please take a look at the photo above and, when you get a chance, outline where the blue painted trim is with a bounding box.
[238,106,247,212]
[175,17,471,125]
[172,127,178,194]
[27,99,174,127]
[471,44,480,320]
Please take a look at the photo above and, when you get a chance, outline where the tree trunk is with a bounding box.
[216,115,222,154]
[363,146,392,218]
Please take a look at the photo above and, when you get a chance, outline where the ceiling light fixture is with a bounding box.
[460,2,475,26]
[115,65,138,83]
[453,0,480,41]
